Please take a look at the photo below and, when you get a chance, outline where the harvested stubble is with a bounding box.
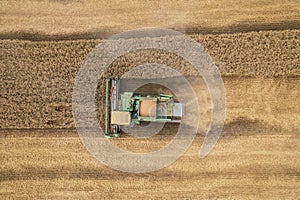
[0,129,299,199]
[1,0,300,38]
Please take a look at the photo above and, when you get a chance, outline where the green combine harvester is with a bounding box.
[105,77,183,137]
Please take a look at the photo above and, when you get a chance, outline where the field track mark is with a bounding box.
[1,170,298,181]
[0,20,299,41]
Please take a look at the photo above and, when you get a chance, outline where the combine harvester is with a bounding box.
[105,77,183,137]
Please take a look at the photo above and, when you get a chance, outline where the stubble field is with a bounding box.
[1,0,299,39]
[0,129,299,199]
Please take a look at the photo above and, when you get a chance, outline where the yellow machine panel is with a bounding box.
[111,111,131,125]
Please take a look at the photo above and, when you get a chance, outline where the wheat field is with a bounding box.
[1,0,300,199]
[1,30,299,130]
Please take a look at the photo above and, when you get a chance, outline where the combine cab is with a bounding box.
[105,77,183,137]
